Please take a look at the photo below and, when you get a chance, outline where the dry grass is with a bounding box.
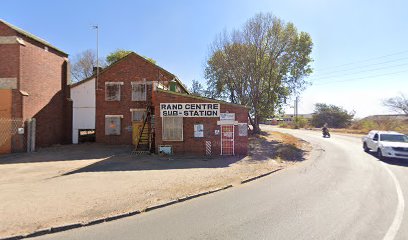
[249,131,311,163]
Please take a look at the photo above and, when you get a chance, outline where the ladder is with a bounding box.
[132,106,153,154]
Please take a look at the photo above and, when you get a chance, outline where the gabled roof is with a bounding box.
[0,19,67,56]
[70,51,190,94]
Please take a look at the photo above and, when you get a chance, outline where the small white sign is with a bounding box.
[18,128,24,135]
[194,124,204,137]
[220,113,235,121]
[238,123,248,136]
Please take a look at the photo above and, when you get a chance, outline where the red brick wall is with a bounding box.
[95,53,174,144]
[153,90,249,156]
[19,35,70,148]
[0,21,70,151]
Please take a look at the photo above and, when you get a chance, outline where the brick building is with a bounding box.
[0,19,71,154]
[72,52,249,155]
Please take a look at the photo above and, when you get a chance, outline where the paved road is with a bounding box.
[32,126,408,240]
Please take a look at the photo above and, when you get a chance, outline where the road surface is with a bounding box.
[32,126,408,240]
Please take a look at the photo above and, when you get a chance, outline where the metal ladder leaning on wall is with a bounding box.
[132,106,153,155]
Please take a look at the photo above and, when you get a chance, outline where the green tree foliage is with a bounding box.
[106,49,157,65]
[204,13,313,133]
[311,103,355,128]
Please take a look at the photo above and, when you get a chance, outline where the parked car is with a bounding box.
[362,130,408,160]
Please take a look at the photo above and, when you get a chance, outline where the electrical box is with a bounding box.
[159,145,173,155]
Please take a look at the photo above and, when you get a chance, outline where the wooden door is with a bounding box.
[0,89,12,154]
[132,122,143,145]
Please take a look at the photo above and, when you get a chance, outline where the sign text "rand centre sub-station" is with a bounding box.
[160,103,220,117]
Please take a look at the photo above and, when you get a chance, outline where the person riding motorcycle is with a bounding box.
[322,123,330,138]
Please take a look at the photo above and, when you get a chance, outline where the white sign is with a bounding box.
[220,113,235,121]
[160,103,220,117]
[238,123,248,136]
[194,124,204,137]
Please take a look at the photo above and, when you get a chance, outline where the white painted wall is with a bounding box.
[71,78,95,144]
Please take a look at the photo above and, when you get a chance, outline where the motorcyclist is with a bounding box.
[322,123,330,138]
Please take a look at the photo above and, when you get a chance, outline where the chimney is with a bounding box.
[93,66,103,75]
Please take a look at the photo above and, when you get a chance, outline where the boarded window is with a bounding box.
[131,109,146,122]
[105,83,121,101]
[162,117,183,141]
[132,82,146,101]
[105,116,121,135]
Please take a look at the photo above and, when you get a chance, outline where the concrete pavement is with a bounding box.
[32,126,407,240]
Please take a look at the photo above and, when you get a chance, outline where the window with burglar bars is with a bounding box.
[131,82,146,101]
[105,83,122,101]
[162,117,183,141]
[105,116,121,135]
[131,109,146,122]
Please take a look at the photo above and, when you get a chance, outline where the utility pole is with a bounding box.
[92,25,99,90]
[294,96,299,123]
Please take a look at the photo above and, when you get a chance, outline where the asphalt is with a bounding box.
[31,126,408,240]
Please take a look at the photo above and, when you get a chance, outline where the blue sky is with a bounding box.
[2,0,408,117]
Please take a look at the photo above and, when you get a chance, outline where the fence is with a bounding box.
[0,118,24,153]
[0,118,36,153]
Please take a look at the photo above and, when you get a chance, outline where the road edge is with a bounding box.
[0,168,286,240]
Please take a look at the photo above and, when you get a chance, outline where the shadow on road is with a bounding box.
[366,151,408,167]
[62,155,246,175]
[380,157,408,167]
[0,143,131,165]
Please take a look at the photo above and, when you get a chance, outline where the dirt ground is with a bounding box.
[0,131,310,238]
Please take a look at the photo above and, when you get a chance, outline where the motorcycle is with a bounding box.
[322,127,331,138]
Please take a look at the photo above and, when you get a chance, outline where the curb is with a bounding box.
[241,168,283,184]
[0,170,279,240]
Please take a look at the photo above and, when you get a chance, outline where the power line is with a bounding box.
[312,61,408,82]
[313,57,408,78]
[314,49,408,72]
[312,69,408,86]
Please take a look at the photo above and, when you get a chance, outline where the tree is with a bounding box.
[106,49,156,65]
[383,93,408,115]
[189,80,205,96]
[204,13,313,133]
[70,49,106,82]
[311,103,354,128]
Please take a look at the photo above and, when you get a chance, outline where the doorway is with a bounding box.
[221,125,234,155]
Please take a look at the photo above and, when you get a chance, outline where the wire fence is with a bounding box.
[0,118,24,149]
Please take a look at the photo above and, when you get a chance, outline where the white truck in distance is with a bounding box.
[362,130,408,160]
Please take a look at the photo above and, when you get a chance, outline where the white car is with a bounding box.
[362,130,408,160]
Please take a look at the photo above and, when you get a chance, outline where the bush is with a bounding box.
[311,103,354,128]
[350,118,408,134]
[294,116,309,128]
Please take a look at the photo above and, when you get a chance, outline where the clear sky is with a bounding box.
[2,0,407,118]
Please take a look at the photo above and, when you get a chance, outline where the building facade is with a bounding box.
[0,19,71,153]
[71,52,249,155]
[71,78,95,144]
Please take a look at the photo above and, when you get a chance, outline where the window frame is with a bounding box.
[162,117,183,141]
[104,115,123,135]
[130,108,146,122]
[105,82,124,101]
[131,81,147,101]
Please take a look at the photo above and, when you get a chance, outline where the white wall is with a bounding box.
[71,79,95,144]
